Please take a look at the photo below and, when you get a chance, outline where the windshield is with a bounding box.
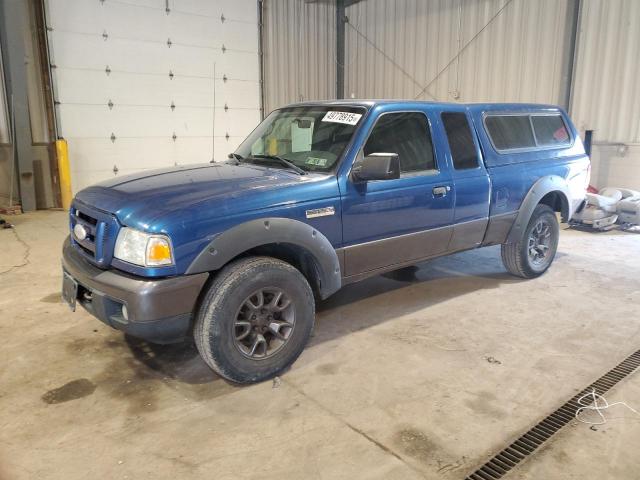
[234,106,366,173]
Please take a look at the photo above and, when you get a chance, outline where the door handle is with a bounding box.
[432,186,450,197]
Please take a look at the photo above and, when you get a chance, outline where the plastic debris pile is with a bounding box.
[572,187,640,231]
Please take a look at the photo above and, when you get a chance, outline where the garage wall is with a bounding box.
[1,0,55,210]
[0,40,14,206]
[261,0,640,190]
[570,0,640,189]
[344,0,575,104]
[0,146,18,207]
[262,0,576,109]
[0,41,9,145]
[262,0,336,113]
[45,0,261,193]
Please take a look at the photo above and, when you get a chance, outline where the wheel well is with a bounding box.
[231,243,323,297]
[539,191,569,222]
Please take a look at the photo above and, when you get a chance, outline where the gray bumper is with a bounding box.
[62,237,209,343]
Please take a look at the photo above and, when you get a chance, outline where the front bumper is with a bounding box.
[62,237,209,344]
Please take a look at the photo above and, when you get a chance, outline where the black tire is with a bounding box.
[501,204,559,279]
[194,256,315,384]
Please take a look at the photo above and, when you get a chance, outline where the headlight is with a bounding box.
[114,227,174,267]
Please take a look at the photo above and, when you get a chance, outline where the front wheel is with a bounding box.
[501,204,559,279]
[194,256,315,384]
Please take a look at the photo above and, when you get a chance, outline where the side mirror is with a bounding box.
[352,153,400,181]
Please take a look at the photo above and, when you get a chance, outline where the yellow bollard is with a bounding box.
[56,139,73,210]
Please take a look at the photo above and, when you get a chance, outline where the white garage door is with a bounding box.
[45,0,261,193]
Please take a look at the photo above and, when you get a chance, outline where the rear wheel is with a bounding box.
[194,256,315,384]
[501,204,559,278]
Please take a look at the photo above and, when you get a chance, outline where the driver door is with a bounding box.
[340,110,454,277]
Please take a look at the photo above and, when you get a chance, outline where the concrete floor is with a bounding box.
[1,211,640,480]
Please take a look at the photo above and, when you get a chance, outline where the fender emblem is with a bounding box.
[306,206,335,219]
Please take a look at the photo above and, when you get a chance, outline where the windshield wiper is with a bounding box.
[223,152,244,165]
[249,154,307,175]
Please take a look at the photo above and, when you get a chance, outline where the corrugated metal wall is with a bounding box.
[0,40,12,206]
[0,0,55,209]
[261,0,640,188]
[344,0,574,104]
[263,0,575,108]
[0,41,9,144]
[262,0,336,113]
[571,0,640,143]
[570,0,640,188]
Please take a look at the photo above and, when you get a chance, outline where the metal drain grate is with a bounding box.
[466,349,640,480]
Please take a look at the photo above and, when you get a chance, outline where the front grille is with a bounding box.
[76,210,97,226]
[76,242,93,257]
[69,202,119,268]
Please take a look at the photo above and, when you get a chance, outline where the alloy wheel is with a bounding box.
[233,288,295,359]
[527,219,553,266]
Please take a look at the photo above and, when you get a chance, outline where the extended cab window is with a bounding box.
[442,112,479,170]
[485,115,536,151]
[532,115,571,146]
[363,112,435,173]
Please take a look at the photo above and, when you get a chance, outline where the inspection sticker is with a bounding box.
[306,157,328,167]
[322,111,362,125]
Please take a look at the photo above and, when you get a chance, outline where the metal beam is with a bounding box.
[0,0,37,211]
[336,0,345,99]
[564,0,582,113]
[257,0,266,119]
[35,0,61,208]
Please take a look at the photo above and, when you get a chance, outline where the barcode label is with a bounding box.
[322,111,362,125]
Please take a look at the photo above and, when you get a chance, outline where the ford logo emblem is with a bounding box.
[74,223,88,241]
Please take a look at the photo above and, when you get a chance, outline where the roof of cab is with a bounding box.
[280,99,564,112]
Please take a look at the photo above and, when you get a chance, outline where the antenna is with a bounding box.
[211,62,216,162]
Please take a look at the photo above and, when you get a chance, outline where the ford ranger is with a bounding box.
[62,101,590,383]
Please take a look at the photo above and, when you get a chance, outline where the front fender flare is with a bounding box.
[185,218,342,299]
[507,175,571,243]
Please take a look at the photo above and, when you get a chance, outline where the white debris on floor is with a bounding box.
[572,187,640,231]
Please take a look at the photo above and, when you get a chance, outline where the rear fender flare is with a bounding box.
[507,175,571,243]
[185,218,341,299]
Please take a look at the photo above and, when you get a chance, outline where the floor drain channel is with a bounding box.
[465,349,640,480]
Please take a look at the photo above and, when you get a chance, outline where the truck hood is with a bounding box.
[74,163,333,232]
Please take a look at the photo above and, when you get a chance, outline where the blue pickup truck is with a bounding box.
[62,100,590,383]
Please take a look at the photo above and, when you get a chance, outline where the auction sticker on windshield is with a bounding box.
[306,157,328,167]
[322,111,362,125]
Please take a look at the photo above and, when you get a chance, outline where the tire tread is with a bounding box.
[501,204,558,279]
[194,256,314,383]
